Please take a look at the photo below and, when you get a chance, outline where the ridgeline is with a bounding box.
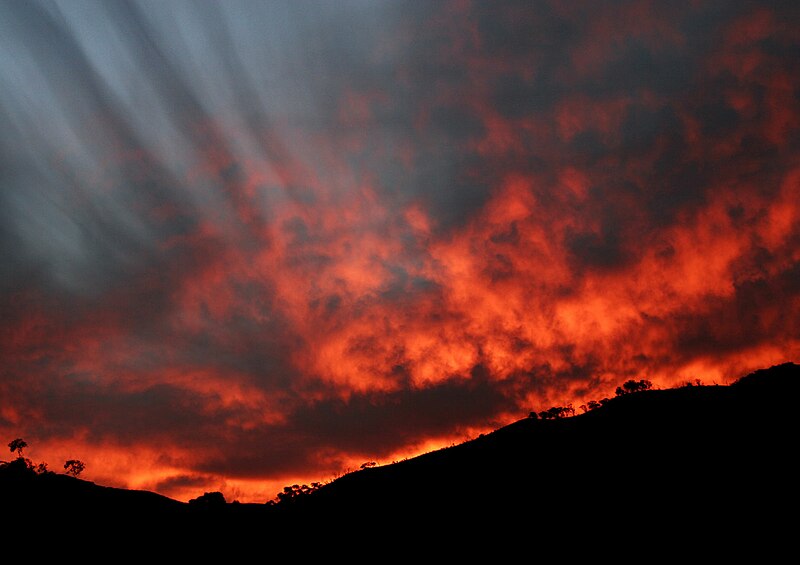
[3,362,797,554]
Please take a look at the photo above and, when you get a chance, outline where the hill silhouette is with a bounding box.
[3,362,798,554]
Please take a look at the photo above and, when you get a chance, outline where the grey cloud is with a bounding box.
[153,474,215,494]
[0,1,198,295]
[35,381,225,444]
[591,39,694,97]
[200,364,520,477]
[492,73,563,120]
[673,260,800,360]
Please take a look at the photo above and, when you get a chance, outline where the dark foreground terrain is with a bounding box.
[3,363,798,554]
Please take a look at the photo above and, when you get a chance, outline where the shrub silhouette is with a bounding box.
[0,456,34,476]
[189,491,226,507]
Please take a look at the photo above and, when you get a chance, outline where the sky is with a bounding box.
[1,0,799,503]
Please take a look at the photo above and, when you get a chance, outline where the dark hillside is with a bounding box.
[277,362,799,540]
[3,362,798,552]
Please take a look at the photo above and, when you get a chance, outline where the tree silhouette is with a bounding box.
[578,398,609,413]
[64,459,85,477]
[538,408,554,420]
[538,405,575,420]
[275,482,322,503]
[8,438,27,459]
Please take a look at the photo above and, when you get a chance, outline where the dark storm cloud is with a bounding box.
[618,105,684,157]
[594,39,694,97]
[154,474,214,494]
[673,260,800,359]
[291,365,514,450]
[39,382,219,443]
[565,228,627,271]
[201,365,519,477]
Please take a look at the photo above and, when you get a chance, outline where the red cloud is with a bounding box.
[2,0,799,504]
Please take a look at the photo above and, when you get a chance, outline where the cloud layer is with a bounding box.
[1,0,799,501]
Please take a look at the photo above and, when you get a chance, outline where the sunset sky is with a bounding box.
[1,0,799,503]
